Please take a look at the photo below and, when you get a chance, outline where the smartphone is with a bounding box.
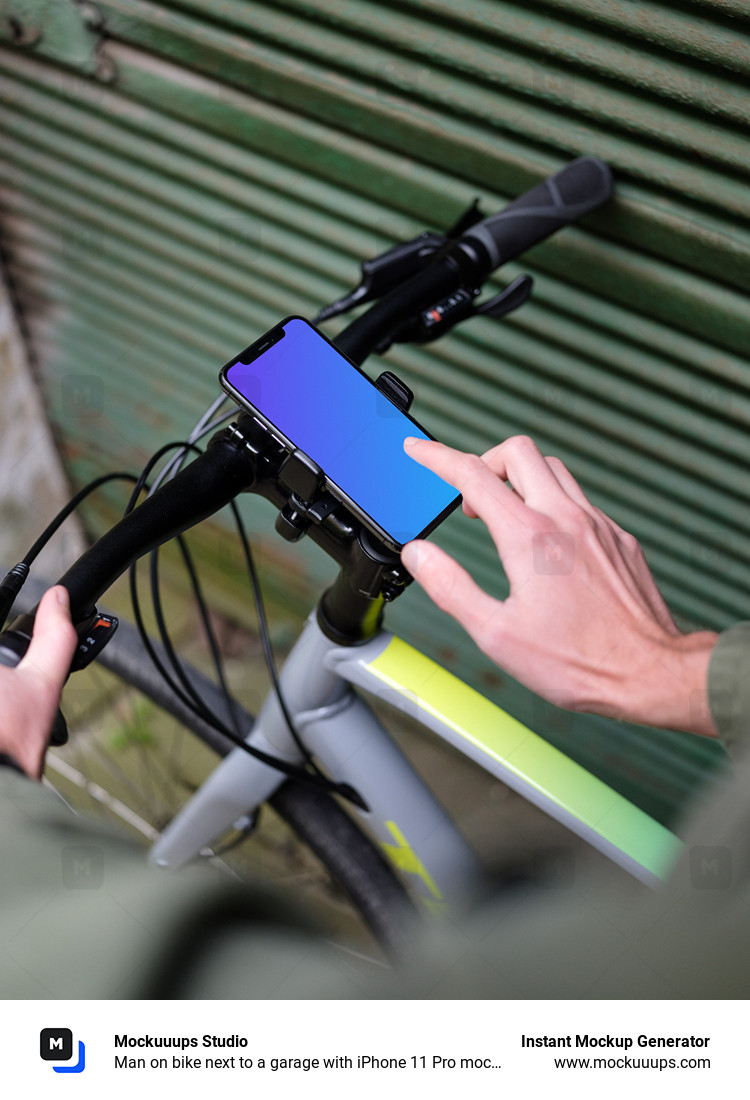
[219,316,461,551]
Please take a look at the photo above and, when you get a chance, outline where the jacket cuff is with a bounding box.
[708,622,750,757]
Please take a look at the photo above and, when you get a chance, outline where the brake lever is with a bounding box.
[445,196,486,238]
[314,232,447,324]
[313,195,492,326]
[473,273,534,319]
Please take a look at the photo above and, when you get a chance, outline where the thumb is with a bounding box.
[21,586,78,689]
[401,540,500,642]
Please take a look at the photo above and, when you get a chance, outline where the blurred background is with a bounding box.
[0,0,747,839]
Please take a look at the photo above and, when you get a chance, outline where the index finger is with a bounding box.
[404,437,534,549]
[480,436,575,512]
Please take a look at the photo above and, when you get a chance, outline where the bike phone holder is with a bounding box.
[375,370,413,413]
[276,450,343,543]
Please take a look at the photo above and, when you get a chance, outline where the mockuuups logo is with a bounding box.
[40,1029,86,1074]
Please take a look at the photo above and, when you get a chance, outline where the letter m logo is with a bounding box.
[40,1029,73,1061]
[690,845,731,889]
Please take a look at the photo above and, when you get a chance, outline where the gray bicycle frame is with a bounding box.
[150,612,682,908]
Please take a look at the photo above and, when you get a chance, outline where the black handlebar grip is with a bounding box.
[462,156,613,270]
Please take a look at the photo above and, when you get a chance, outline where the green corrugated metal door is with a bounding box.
[0,0,747,821]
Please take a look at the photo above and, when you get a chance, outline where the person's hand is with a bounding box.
[0,586,78,779]
[401,436,719,737]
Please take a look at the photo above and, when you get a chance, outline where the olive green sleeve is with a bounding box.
[0,769,360,999]
[708,622,750,757]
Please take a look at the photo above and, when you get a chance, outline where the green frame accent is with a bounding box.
[367,636,682,881]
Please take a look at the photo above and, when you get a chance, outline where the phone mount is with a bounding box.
[275,451,345,543]
[374,370,413,413]
[226,368,417,639]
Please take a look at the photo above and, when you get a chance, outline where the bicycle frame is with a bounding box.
[4,158,652,918]
[151,612,681,907]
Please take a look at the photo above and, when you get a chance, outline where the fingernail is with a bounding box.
[401,541,422,573]
[403,436,418,448]
[56,587,69,607]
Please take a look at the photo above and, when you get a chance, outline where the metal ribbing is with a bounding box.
[1,0,745,820]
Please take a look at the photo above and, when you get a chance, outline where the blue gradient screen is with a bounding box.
[224,318,460,545]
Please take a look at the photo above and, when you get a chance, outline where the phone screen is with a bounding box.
[221,317,460,548]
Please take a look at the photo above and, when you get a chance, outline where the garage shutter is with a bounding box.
[1,0,746,821]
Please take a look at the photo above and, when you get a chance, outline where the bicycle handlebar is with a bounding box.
[1,421,404,656]
[462,156,613,270]
[0,155,615,658]
[337,156,612,364]
[0,433,258,665]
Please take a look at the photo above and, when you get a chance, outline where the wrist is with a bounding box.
[609,630,720,736]
[0,735,44,780]
[0,751,28,777]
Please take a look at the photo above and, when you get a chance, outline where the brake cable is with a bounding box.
[125,441,367,809]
